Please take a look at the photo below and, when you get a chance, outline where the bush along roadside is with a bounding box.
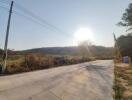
[1,54,93,75]
[113,64,124,100]
[113,63,132,100]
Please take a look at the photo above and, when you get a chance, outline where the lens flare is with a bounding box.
[74,28,94,43]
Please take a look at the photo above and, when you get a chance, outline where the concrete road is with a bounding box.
[0,60,114,100]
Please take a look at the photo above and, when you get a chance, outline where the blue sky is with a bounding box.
[0,0,131,50]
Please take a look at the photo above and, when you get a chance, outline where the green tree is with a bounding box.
[116,34,132,58]
[117,3,132,58]
[118,3,132,31]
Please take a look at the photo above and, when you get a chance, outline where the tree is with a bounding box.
[116,34,132,58]
[117,3,132,59]
[118,3,132,31]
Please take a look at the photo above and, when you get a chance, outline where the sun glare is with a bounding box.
[74,27,94,44]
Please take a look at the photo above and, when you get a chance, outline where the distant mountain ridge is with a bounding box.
[0,45,114,59]
[20,46,114,58]
[22,46,79,55]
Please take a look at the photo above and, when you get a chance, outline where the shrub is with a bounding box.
[4,54,92,74]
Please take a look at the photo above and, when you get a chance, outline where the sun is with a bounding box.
[74,27,94,43]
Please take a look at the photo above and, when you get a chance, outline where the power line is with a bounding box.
[13,11,52,30]
[0,1,71,37]
[0,5,63,34]
[14,2,70,36]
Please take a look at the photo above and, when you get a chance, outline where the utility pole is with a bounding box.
[2,1,14,73]
[113,33,122,62]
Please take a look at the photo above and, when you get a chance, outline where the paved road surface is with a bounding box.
[0,60,113,100]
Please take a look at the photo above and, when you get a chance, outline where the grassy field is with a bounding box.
[113,63,132,100]
[0,53,93,74]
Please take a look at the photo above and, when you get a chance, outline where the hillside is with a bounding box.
[20,46,114,58]
[0,45,114,59]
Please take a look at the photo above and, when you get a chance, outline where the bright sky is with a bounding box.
[0,0,131,50]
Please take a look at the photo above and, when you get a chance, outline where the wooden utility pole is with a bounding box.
[2,1,14,73]
[113,33,122,62]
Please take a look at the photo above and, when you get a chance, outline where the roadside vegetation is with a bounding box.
[1,53,112,75]
[113,63,132,100]
[113,2,132,100]
[0,53,92,74]
[0,43,113,75]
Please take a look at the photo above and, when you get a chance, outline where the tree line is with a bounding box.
[117,3,132,59]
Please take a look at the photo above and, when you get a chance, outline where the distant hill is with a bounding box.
[19,46,114,58]
[0,45,114,59]
[0,49,16,56]
[21,46,79,55]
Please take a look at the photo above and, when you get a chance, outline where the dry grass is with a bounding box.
[113,63,132,100]
[0,53,92,74]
